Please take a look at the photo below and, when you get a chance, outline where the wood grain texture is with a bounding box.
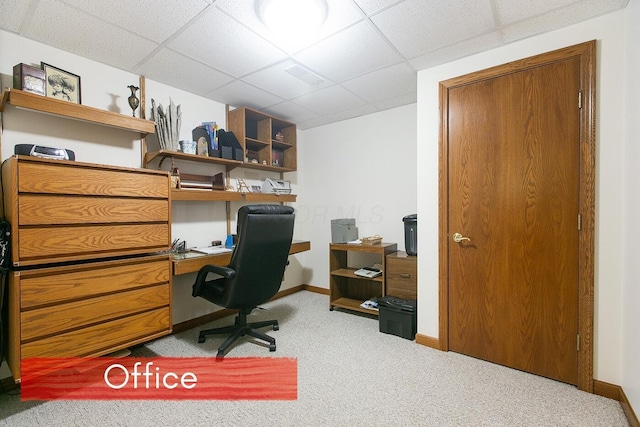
[439,42,596,388]
[18,194,168,224]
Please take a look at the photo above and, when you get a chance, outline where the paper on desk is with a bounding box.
[347,239,362,244]
[191,246,232,255]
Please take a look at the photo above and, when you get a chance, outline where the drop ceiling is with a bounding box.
[0,0,629,129]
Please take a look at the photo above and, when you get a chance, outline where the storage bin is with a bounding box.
[378,296,417,340]
[403,214,417,256]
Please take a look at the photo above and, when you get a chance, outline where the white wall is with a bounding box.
[295,104,417,289]
[417,11,627,385]
[622,0,640,413]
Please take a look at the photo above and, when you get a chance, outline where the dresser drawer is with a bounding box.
[18,223,169,264]
[18,257,171,308]
[21,307,171,359]
[21,284,170,341]
[386,252,417,300]
[17,160,168,198]
[18,194,169,225]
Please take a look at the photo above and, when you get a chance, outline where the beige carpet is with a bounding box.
[0,291,629,426]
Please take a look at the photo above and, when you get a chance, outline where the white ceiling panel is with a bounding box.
[0,0,629,129]
[294,21,403,82]
[205,80,285,111]
[409,31,502,70]
[494,0,578,25]
[341,62,416,103]
[168,6,287,76]
[217,0,363,54]
[134,48,234,95]
[24,0,158,70]
[0,0,34,32]
[242,59,333,99]
[352,0,404,16]
[371,0,495,58]
[262,101,321,124]
[61,0,212,43]
[373,91,416,110]
[292,84,367,115]
[500,0,624,44]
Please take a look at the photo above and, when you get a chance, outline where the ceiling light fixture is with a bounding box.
[258,0,328,38]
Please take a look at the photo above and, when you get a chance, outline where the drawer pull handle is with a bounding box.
[400,273,411,279]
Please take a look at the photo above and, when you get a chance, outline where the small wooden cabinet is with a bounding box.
[385,251,417,300]
[329,242,397,315]
[227,106,297,172]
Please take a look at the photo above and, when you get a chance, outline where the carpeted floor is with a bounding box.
[0,290,629,426]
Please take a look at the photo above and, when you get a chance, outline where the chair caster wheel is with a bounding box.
[269,344,276,352]
[273,324,279,331]
[330,306,334,311]
[198,335,206,343]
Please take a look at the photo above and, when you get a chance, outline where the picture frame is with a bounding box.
[41,62,81,104]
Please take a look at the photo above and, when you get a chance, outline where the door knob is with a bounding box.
[452,232,471,243]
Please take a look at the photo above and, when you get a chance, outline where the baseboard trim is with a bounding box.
[416,333,441,350]
[302,284,330,295]
[592,380,638,427]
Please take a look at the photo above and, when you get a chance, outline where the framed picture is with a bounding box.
[41,62,81,104]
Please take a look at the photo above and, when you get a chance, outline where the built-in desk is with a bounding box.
[171,240,311,275]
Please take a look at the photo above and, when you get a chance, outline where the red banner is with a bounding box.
[20,357,297,401]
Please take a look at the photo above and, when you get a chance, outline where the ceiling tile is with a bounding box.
[341,62,416,103]
[294,21,403,82]
[217,0,363,54]
[261,101,321,124]
[135,48,234,95]
[494,0,577,25]
[501,0,627,44]
[292,84,366,115]
[352,0,404,16]
[0,0,35,32]
[409,32,502,70]
[242,59,333,99]
[327,103,378,122]
[168,6,287,76]
[61,0,212,43]
[373,91,417,110]
[371,0,496,58]
[205,80,285,111]
[25,0,158,70]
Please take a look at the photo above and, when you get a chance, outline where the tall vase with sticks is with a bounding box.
[127,85,140,117]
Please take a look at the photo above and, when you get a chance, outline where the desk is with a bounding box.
[171,240,311,275]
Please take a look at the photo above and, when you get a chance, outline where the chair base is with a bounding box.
[198,309,278,357]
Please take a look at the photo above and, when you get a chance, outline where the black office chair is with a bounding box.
[192,204,295,357]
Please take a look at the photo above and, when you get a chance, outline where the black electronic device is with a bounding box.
[15,144,75,160]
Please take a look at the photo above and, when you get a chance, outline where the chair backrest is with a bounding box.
[220,204,295,309]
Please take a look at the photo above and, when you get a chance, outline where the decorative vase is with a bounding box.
[127,85,140,117]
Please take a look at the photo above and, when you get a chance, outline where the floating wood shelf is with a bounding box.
[1,88,155,135]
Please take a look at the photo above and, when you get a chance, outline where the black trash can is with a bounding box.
[403,214,417,256]
[378,296,417,340]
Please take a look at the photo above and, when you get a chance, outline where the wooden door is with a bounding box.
[439,43,596,387]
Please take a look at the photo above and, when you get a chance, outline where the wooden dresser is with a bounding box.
[2,156,172,382]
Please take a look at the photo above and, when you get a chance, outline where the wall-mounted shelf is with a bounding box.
[144,149,295,173]
[171,188,296,203]
[1,88,155,135]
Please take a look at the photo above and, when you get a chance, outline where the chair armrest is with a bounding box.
[198,264,236,279]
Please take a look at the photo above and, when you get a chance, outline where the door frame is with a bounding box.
[437,40,596,392]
